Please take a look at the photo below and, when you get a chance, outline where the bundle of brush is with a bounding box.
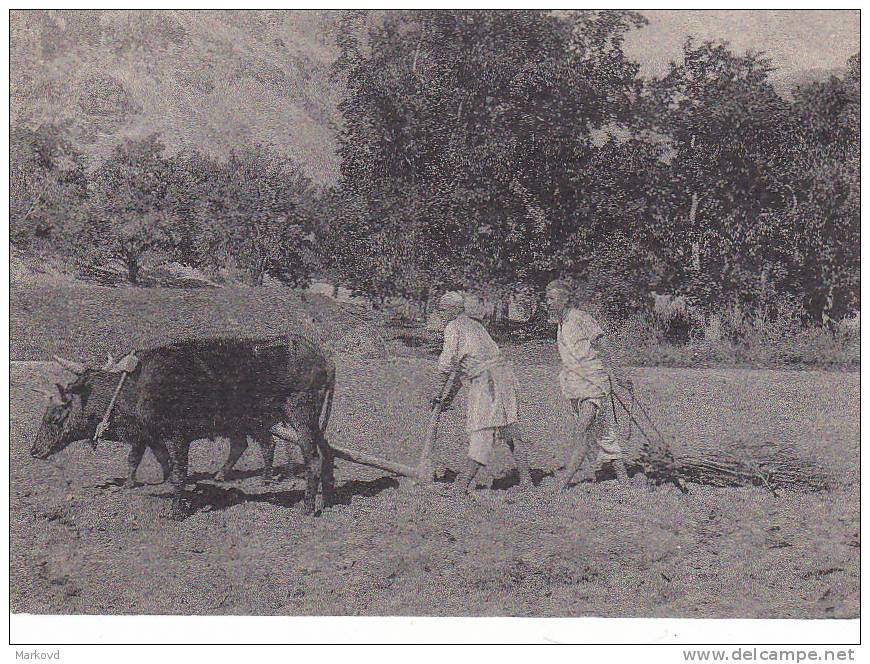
[609,380,830,495]
[675,440,831,494]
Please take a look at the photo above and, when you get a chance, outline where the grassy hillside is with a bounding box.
[9,282,370,363]
[10,10,344,183]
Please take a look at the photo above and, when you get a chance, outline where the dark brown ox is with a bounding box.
[31,335,336,518]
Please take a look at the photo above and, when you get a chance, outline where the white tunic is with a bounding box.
[557,308,610,401]
[438,314,519,432]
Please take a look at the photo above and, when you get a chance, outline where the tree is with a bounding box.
[334,10,650,312]
[646,42,860,324]
[191,146,315,287]
[647,39,794,306]
[778,56,860,322]
[10,123,87,249]
[73,134,188,285]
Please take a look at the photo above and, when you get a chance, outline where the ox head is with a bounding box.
[30,358,95,460]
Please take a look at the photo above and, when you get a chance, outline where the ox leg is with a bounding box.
[258,435,277,483]
[284,397,320,515]
[215,436,248,482]
[315,382,335,505]
[150,440,172,483]
[125,442,146,487]
[167,440,190,520]
[297,436,319,515]
[317,437,335,508]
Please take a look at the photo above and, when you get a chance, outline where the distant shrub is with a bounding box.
[578,300,858,370]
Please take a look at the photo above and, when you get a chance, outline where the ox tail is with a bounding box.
[318,366,336,437]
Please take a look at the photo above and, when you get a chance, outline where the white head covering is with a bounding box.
[545,278,573,295]
[438,291,465,312]
[427,291,465,331]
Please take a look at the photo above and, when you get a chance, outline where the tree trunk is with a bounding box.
[250,253,268,286]
[21,180,50,225]
[689,192,700,272]
[421,290,430,322]
[487,296,498,328]
[126,254,140,285]
[688,134,701,273]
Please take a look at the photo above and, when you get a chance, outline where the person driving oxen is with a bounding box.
[428,291,533,494]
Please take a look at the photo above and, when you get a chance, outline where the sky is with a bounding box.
[626,10,860,79]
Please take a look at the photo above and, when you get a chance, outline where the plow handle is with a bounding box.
[416,369,459,481]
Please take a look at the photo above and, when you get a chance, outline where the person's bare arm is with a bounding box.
[430,323,461,409]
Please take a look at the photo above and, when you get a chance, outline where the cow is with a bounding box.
[30,334,336,518]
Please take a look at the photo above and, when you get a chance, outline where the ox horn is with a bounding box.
[53,355,85,375]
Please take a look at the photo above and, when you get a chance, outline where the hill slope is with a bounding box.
[11,10,853,185]
[10,10,344,183]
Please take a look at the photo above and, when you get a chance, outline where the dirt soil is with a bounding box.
[11,359,859,617]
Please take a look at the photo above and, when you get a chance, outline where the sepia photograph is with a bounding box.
[6,6,861,647]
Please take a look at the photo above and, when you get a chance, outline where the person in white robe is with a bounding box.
[429,291,533,493]
[545,279,629,490]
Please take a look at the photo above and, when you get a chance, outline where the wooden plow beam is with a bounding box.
[271,423,434,483]
[272,369,458,485]
[330,442,427,481]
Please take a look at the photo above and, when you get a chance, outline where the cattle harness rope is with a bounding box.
[91,352,140,450]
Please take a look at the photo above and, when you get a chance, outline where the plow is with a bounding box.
[271,366,830,495]
[273,370,458,485]
[272,422,440,483]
